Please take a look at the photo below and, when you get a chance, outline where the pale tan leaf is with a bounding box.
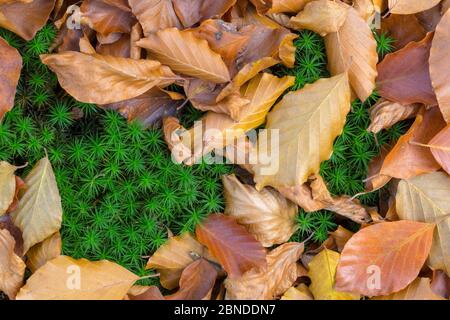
[41,52,177,104]
[353,0,375,21]
[0,229,25,299]
[0,36,22,120]
[396,172,450,275]
[373,277,445,300]
[0,161,17,215]
[368,99,421,134]
[325,7,378,101]
[388,0,441,15]
[16,256,139,300]
[137,28,230,83]
[222,174,298,247]
[278,33,297,68]
[26,232,62,273]
[10,157,61,254]
[254,73,351,190]
[281,284,314,300]
[330,226,354,253]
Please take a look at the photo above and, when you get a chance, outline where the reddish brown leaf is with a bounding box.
[128,285,165,300]
[0,36,22,120]
[428,124,450,175]
[195,214,267,279]
[96,33,130,57]
[381,14,426,50]
[172,0,236,27]
[0,215,23,257]
[377,32,437,106]
[335,220,435,296]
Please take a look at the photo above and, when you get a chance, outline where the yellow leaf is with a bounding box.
[396,172,450,275]
[281,284,314,300]
[254,73,351,190]
[41,52,177,104]
[325,7,378,101]
[26,232,62,273]
[137,28,230,83]
[373,277,445,300]
[0,161,17,215]
[388,0,441,15]
[16,256,139,300]
[0,229,25,299]
[222,174,298,247]
[10,157,62,254]
[308,249,360,300]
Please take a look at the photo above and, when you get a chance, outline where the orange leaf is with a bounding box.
[429,124,450,175]
[0,36,22,120]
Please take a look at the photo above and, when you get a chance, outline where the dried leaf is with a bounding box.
[0,215,23,256]
[137,28,230,83]
[196,214,267,279]
[10,157,62,254]
[225,242,304,300]
[431,270,450,299]
[325,7,378,101]
[26,232,62,273]
[128,285,164,300]
[381,14,427,50]
[335,220,435,296]
[281,284,314,300]
[396,172,450,275]
[380,107,445,179]
[0,229,25,299]
[251,0,312,14]
[289,0,349,36]
[0,161,17,215]
[146,232,209,290]
[41,51,177,104]
[330,226,354,253]
[377,32,437,105]
[16,256,139,300]
[222,174,298,247]
[254,73,351,190]
[365,145,392,191]
[373,277,445,300]
[428,125,450,175]
[172,0,236,27]
[0,36,22,120]
[367,99,421,134]
[388,0,441,15]
[129,0,181,36]
[429,9,450,123]
[309,248,360,300]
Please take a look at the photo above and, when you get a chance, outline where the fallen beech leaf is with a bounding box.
[373,277,445,300]
[431,270,450,299]
[254,73,351,190]
[146,232,210,290]
[137,28,230,83]
[196,214,267,279]
[96,33,130,57]
[388,0,441,15]
[380,107,445,179]
[278,32,297,68]
[26,232,62,273]
[325,7,378,101]
[0,36,22,121]
[251,0,312,14]
[128,285,164,300]
[429,9,450,123]
[365,145,392,191]
[367,99,421,134]
[0,0,55,40]
[172,0,236,27]
[0,215,23,256]
[335,220,435,296]
[225,242,304,300]
[0,161,17,215]
[381,14,427,50]
[309,249,360,300]
[289,0,349,36]
[129,0,181,36]
[192,91,250,120]
[130,22,143,59]
[396,172,450,275]
[281,284,314,300]
[325,196,371,224]
[10,157,62,254]
[0,229,25,299]
[166,259,218,300]
[416,2,443,32]
[6,176,25,214]
[16,256,139,300]
[353,0,375,21]
[377,32,437,106]
[330,226,354,253]
[428,125,450,175]
[222,174,298,247]
[41,51,177,104]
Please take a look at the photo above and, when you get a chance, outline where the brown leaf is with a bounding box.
[0,36,22,121]
[129,0,181,36]
[41,52,177,104]
[429,9,450,123]
[146,232,210,290]
[367,99,421,134]
[172,0,236,27]
[335,220,435,296]
[0,215,23,257]
[96,33,130,57]
[380,107,445,179]
[196,214,267,279]
[377,32,437,106]
[0,0,55,40]
[325,196,371,224]
[289,0,349,36]
[222,174,298,247]
[137,28,230,83]
[166,259,218,300]
[388,0,441,15]
[0,161,17,215]
[431,270,450,299]
[128,285,165,300]
[381,14,427,50]
[365,145,392,192]
[225,242,304,300]
[130,22,143,59]
[330,226,354,253]
[373,277,445,300]
[428,124,450,175]
[26,232,62,273]
[0,229,25,299]
[325,7,378,101]
[251,0,312,14]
